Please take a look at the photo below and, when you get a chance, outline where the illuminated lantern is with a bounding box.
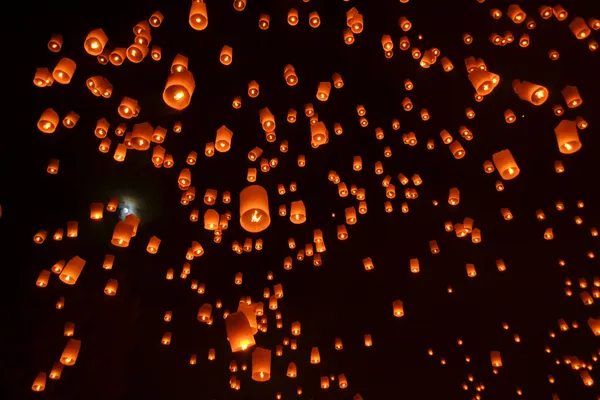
[213,125,233,152]
[287,9,299,26]
[103,279,118,296]
[448,187,460,205]
[401,97,413,111]
[248,80,259,97]
[52,58,76,84]
[501,208,513,220]
[106,48,126,66]
[98,138,111,153]
[316,82,331,101]
[259,14,270,30]
[492,149,520,180]
[393,299,404,317]
[49,362,63,380]
[60,338,81,366]
[251,347,271,382]
[449,142,465,159]
[507,5,526,23]
[544,228,554,240]
[410,258,420,273]
[398,16,411,31]
[581,370,594,386]
[588,317,600,336]
[58,256,85,285]
[62,111,80,129]
[343,28,355,44]
[92,119,109,140]
[161,332,172,345]
[84,28,108,56]
[554,120,581,154]
[420,109,430,120]
[148,10,164,26]
[283,65,298,86]
[513,80,549,105]
[32,372,46,392]
[576,116,588,130]
[33,68,53,87]
[36,270,50,287]
[469,69,499,95]
[239,185,270,233]
[37,108,59,134]
[48,34,63,52]
[111,221,134,247]
[226,312,256,352]
[441,57,454,72]
[126,42,149,63]
[287,362,297,378]
[45,158,59,175]
[561,86,582,108]
[553,5,568,21]
[220,45,233,65]
[309,11,320,28]
[466,263,477,277]
[554,161,565,173]
[146,236,161,254]
[491,351,502,367]
[163,71,195,111]
[189,0,208,30]
[364,334,373,347]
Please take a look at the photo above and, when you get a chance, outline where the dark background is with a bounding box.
[4,0,600,398]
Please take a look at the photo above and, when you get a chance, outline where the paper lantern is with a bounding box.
[37,108,59,134]
[83,28,108,56]
[52,58,76,84]
[251,348,271,382]
[189,0,208,30]
[393,299,404,317]
[248,80,259,97]
[554,120,581,154]
[59,256,86,285]
[163,71,195,110]
[287,9,298,25]
[316,82,331,101]
[220,45,233,65]
[344,29,355,44]
[126,42,148,63]
[36,270,50,287]
[512,80,549,105]
[491,351,502,367]
[449,141,465,159]
[259,14,270,30]
[507,5,526,23]
[239,185,270,233]
[60,338,81,366]
[104,279,118,296]
[32,372,46,392]
[561,86,582,108]
[492,149,520,180]
[309,11,320,28]
[226,312,256,352]
[214,125,233,152]
[553,5,568,21]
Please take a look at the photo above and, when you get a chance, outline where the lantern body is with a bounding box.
[215,125,233,152]
[492,149,520,180]
[60,339,81,366]
[189,1,208,30]
[225,312,256,352]
[554,120,582,154]
[59,256,86,285]
[512,80,549,105]
[240,185,271,233]
[52,58,76,84]
[252,348,271,382]
[163,71,196,110]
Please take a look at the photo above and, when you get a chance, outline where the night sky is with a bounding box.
[6,0,600,399]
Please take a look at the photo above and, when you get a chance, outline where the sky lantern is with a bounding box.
[492,149,520,180]
[554,120,582,154]
[226,312,256,352]
[512,80,549,105]
[189,0,208,30]
[163,71,195,110]
[251,348,271,382]
[240,185,271,233]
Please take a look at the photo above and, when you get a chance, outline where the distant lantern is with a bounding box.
[62,111,79,128]
[104,279,118,296]
[60,338,81,366]
[462,33,473,44]
[490,8,502,19]
[441,57,453,71]
[410,258,420,273]
[469,69,499,95]
[259,14,270,30]
[131,122,153,151]
[220,45,233,65]
[84,28,108,55]
[59,256,86,285]
[52,58,76,84]
[32,372,46,392]
[466,263,477,277]
[448,188,460,205]
[430,240,440,254]
[37,108,59,134]
[449,141,465,159]
[94,118,110,138]
[309,11,320,28]
[398,16,411,31]
[492,149,520,180]
[48,34,63,52]
[512,80,549,105]
[539,5,552,19]
[239,185,271,233]
[252,347,271,382]
[126,42,149,63]
[561,86,582,108]
[544,228,554,240]
[36,270,50,287]
[490,351,503,367]
[146,236,161,254]
[163,71,196,110]
[215,125,233,152]
[504,109,516,123]
[248,80,259,97]
[393,300,404,317]
[189,0,208,30]
[47,159,59,174]
[226,312,256,352]
[288,9,299,25]
[553,5,568,21]
[548,49,560,60]
[364,334,373,347]
[507,5,526,23]
[316,82,331,101]
[554,120,581,154]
